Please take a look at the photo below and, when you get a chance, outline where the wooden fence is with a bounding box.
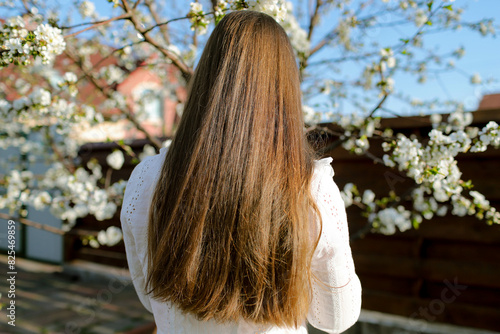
[67,109,500,331]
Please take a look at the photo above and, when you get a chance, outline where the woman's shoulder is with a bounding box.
[124,147,168,196]
[311,157,338,200]
[313,157,334,177]
[312,157,334,186]
[121,147,168,227]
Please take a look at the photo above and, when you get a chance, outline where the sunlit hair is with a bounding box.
[146,10,321,329]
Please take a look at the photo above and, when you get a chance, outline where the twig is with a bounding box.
[121,0,193,81]
[307,52,378,66]
[144,0,171,44]
[21,0,30,13]
[93,40,146,70]
[105,167,113,189]
[45,127,76,174]
[319,138,347,154]
[0,212,66,235]
[133,0,142,9]
[307,0,323,41]
[64,13,131,38]
[140,15,193,35]
[350,222,373,241]
[363,150,384,164]
[368,93,389,118]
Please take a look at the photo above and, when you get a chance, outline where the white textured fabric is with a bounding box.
[120,147,362,334]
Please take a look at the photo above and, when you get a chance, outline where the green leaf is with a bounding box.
[462,180,474,189]
[443,5,453,11]
[412,218,420,229]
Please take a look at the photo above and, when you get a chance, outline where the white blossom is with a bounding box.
[470,190,489,209]
[99,65,125,85]
[106,150,125,170]
[436,206,448,217]
[63,72,78,83]
[362,189,376,204]
[79,1,96,18]
[190,2,203,13]
[303,105,321,124]
[89,239,100,248]
[189,2,209,35]
[95,202,117,221]
[415,10,428,27]
[33,24,66,64]
[380,48,396,68]
[340,183,356,208]
[32,191,51,210]
[445,109,473,132]
[375,206,412,235]
[454,46,465,58]
[470,73,482,85]
[451,194,473,217]
[246,0,288,22]
[139,144,157,160]
[430,113,442,126]
[30,88,51,106]
[97,226,123,247]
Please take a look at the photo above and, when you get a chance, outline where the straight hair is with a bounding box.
[146,10,321,329]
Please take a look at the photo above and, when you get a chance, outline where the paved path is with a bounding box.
[2,255,498,334]
[0,255,154,334]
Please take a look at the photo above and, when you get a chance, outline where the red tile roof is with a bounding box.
[477,93,500,111]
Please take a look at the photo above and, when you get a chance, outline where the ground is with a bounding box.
[0,255,154,334]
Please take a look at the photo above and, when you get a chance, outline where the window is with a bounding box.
[138,88,163,121]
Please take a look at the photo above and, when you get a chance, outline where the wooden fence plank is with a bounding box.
[361,290,500,331]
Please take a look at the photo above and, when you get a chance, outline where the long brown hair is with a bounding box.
[146,10,321,329]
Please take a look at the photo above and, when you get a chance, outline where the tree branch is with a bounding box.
[64,49,163,149]
[45,127,76,174]
[210,0,218,13]
[307,0,323,41]
[350,221,373,241]
[92,40,147,70]
[132,0,142,9]
[144,0,171,44]
[319,137,347,155]
[368,93,389,118]
[21,0,30,13]
[121,0,193,82]
[64,13,132,38]
[0,212,66,235]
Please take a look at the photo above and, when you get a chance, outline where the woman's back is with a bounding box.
[121,147,361,334]
[121,10,361,334]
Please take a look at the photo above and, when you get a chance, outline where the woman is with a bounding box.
[121,10,361,334]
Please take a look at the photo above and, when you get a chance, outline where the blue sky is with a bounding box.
[388,0,500,113]
[300,0,500,116]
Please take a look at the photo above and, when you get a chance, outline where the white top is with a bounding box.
[120,147,362,334]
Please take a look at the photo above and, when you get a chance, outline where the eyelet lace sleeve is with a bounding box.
[120,157,156,314]
[307,158,362,334]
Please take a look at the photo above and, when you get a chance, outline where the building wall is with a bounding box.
[0,133,63,264]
